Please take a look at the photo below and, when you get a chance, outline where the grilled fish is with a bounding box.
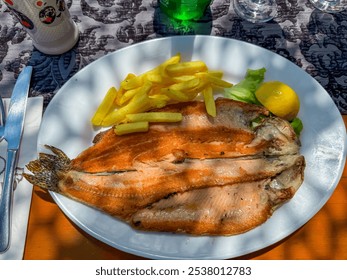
[132,155,304,235]
[24,98,305,235]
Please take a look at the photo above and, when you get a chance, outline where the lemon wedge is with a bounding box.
[255,81,300,121]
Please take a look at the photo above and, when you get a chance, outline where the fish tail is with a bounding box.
[24,145,71,192]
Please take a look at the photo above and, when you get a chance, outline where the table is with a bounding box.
[0,0,346,260]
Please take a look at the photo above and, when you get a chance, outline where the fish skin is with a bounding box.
[24,98,305,235]
[71,99,299,173]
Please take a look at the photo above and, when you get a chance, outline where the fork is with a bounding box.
[0,96,5,142]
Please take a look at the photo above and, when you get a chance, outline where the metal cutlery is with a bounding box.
[0,66,32,253]
[0,96,5,142]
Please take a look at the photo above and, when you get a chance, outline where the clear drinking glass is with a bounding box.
[233,0,278,23]
[309,0,347,13]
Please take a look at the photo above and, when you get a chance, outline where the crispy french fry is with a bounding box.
[161,88,196,102]
[162,53,181,66]
[119,81,152,105]
[166,61,207,76]
[205,70,224,78]
[120,74,143,90]
[126,112,182,123]
[115,121,149,135]
[144,53,181,84]
[118,87,141,105]
[186,78,209,95]
[91,86,118,126]
[119,73,137,88]
[157,53,181,76]
[202,86,216,117]
[102,91,151,126]
[196,72,233,88]
[145,72,163,83]
[124,73,136,80]
[146,74,176,86]
[115,86,126,106]
[149,94,170,108]
[171,75,196,83]
[168,77,200,92]
[148,84,163,95]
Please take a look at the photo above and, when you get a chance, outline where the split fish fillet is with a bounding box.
[132,155,304,235]
[24,98,305,236]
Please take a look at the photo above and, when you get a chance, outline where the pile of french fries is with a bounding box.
[91,53,233,135]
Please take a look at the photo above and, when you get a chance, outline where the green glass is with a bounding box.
[159,0,211,21]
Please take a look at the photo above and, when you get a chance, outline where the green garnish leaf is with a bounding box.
[250,115,266,129]
[290,117,303,136]
[224,68,266,104]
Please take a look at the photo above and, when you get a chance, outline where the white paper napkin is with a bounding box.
[0,96,43,260]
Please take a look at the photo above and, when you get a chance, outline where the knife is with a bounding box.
[0,66,32,253]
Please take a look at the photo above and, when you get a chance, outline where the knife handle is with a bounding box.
[0,149,18,253]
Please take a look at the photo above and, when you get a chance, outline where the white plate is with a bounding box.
[38,35,346,259]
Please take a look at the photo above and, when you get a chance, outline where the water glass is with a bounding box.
[233,0,278,23]
[309,0,347,13]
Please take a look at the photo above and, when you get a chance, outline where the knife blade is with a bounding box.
[0,66,32,253]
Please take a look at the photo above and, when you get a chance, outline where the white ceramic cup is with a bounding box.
[2,0,79,55]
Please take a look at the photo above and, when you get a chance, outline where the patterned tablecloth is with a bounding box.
[0,0,346,113]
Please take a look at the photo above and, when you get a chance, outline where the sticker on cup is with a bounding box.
[3,0,79,55]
